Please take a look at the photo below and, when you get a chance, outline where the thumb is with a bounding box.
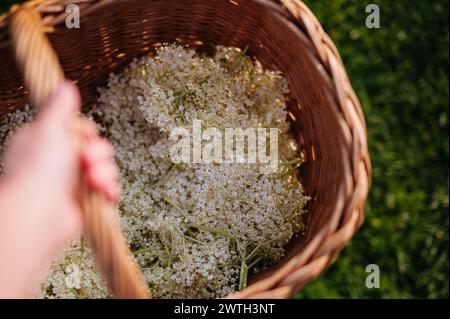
[38,81,81,128]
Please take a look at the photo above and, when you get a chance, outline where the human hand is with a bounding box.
[0,81,119,255]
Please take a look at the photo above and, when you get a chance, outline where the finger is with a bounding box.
[77,118,98,142]
[104,182,120,203]
[90,164,119,202]
[86,162,120,202]
[81,138,114,169]
[38,81,81,128]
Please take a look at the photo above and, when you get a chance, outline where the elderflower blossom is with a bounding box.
[0,44,309,299]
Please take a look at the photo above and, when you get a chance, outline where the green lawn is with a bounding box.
[1,0,448,298]
[297,0,449,299]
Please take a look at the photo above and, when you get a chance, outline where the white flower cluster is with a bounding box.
[0,44,309,298]
[38,237,109,299]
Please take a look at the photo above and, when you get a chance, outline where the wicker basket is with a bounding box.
[0,0,371,299]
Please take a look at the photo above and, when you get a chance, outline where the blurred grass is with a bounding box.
[297,0,449,299]
[1,0,448,298]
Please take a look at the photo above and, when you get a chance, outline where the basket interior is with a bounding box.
[0,0,350,283]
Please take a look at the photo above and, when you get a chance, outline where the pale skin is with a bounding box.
[0,82,119,298]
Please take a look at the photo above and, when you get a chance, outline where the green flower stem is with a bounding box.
[186,223,235,240]
[164,195,188,217]
[133,247,153,256]
[239,260,249,290]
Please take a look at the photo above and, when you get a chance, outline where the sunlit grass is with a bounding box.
[296,0,448,299]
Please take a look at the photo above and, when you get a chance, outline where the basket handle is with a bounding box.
[9,8,149,299]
